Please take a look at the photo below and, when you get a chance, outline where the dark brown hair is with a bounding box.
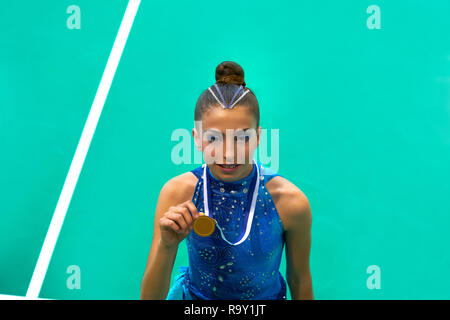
[194,61,260,128]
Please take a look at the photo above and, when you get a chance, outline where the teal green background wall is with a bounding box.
[1,0,449,299]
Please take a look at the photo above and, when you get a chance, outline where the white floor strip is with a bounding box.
[25,0,141,299]
[0,294,48,300]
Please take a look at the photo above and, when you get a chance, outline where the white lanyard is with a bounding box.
[202,159,260,246]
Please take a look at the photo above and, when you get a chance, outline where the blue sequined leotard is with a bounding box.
[166,160,287,300]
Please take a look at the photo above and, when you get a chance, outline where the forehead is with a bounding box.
[201,106,256,132]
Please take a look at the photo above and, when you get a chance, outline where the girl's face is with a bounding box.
[193,105,261,182]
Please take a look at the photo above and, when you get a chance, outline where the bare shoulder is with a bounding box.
[159,171,199,205]
[265,176,311,231]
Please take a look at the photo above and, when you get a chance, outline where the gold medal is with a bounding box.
[193,213,216,237]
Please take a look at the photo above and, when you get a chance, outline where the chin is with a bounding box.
[212,162,253,179]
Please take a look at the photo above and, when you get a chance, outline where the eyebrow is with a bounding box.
[205,128,252,134]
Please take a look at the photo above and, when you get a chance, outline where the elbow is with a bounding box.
[140,272,153,300]
[140,275,167,300]
[140,278,148,300]
[287,272,314,300]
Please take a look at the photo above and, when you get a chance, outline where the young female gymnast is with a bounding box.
[140,61,313,300]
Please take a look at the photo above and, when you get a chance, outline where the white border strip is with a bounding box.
[25,0,141,299]
[0,294,49,300]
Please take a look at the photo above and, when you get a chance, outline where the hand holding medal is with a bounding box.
[159,200,202,248]
[160,160,260,243]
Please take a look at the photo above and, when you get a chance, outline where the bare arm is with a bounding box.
[140,238,178,300]
[283,189,313,300]
[140,177,199,300]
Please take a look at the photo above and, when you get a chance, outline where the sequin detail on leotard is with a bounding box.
[174,160,287,300]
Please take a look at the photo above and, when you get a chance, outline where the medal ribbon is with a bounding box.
[202,159,260,246]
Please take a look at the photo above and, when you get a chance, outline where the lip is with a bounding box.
[216,163,241,173]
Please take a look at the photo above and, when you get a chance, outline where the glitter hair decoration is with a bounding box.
[207,84,250,109]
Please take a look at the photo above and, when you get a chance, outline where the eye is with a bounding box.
[205,133,222,143]
[235,135,251,142]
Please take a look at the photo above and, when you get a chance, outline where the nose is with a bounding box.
[224,150,235,164]
[223,135,236,164]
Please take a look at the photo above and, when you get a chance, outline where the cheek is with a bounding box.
[235,143,252,159]
[202,141,223,158]
[202,142,213,153]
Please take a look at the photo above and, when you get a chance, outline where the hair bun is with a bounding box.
[215,61,246,86]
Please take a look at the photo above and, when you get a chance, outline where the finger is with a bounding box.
[182,201,199,219]
[160,217,182,233]
[166,211,189,232]
[172,206,194,230]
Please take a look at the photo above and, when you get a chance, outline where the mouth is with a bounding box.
[216,163,241,173]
